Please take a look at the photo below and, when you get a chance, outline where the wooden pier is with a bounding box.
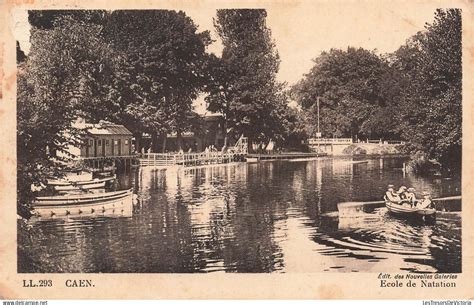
[139,151,245,167]
[138,137,329,167]
[81,154,138,171]
[139,136,248,167]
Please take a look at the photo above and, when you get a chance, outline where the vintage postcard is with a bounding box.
[0,0,473,300]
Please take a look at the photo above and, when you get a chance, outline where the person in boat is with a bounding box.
[416,192,433,209]
[406,187,418,207]
[384,184,401,203]
[397,185,413,206]
[397,186,408,200]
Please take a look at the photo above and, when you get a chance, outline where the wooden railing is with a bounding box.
[138,151,241,167]
[138,136,248,167]
[138,153,180,167]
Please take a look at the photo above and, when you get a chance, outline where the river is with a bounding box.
[18,156,461,273]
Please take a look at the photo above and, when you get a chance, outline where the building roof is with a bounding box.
[85,123,133,136]
[72,118,133,136]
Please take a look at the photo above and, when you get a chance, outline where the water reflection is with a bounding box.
[18,157,461,273]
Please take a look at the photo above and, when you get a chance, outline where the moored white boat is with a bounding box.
[48,176,115,191]
[47,169,93,183]
[33,189,134,218]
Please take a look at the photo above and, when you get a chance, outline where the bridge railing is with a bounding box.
[359,140,405,145]
[308,138,405,145]
[308,138,353,145]
[384,140,405,145]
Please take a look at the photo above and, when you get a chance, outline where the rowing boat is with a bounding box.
[33,189,133,218]
[385,200,436,217]
[337,195,461,211]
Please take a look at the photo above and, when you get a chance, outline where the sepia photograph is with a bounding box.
[13,5,463,274]
[1,0,472,300]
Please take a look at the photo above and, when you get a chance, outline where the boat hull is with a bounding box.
[385,201,436,219]
[33,189,133,219]
[416,208,436,216]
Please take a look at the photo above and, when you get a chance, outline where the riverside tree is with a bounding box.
[106,10,212,152]
[292,47,402,141]
[27,11,114,121]
[17,11,110,217]
[207,9,289,150]
[393,9,462,171]
[17,10,213,216]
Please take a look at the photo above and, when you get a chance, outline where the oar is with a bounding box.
[432,195,461,201]
[337,195,461,212]
[337,200,384,212]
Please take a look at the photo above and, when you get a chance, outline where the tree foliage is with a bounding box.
[16,8,463,217]
[105,11,212,150]
[394,9,462,170]
[292,47,402,140]
[292,9,461,171]
[17,10,213,215]
[207,9,290,148]
[17,11,107,216]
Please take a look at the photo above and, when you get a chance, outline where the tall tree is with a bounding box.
[17,10,215,215]
[394,9,462,171]
[106,10,212,151]
[207,9,288,149]
[17,11,109,216]
[292,47,402,140]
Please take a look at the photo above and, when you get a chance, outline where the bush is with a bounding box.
[406,151,438,174]
[342,144,367,155]
[371,144,400,155]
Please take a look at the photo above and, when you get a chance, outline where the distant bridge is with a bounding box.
[307,138,405,155]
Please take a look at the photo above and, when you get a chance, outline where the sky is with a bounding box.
[11,3,444,112]
[187,3,440,85]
